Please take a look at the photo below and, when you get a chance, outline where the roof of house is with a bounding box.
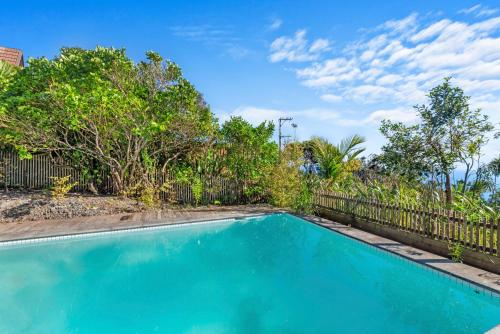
[0,47,24,67]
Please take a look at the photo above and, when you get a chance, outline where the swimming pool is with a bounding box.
[0,213,498,333]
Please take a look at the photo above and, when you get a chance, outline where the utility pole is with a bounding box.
[278,117,292,159]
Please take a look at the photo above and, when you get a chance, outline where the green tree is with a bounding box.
[487,157,500,209]
[379,121,432,182]
[0,61,18,118]
[0,61,17,89]
[219,116,278,201]
[379,78,494,204]
[0,47,216,195]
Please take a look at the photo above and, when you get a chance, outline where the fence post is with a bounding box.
[489,217,494,255]
[482,217,487,252]
[496,218,499,257]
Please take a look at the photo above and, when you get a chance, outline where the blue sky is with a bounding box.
[2,0,500,160]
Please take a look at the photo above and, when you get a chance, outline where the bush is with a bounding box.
[138,186,159,208]
[50,175,77,199]
[448,242,464,263]
[267,143,314,213]
[191,176,203,205]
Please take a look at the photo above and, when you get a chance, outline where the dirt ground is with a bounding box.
[0,190,148,223]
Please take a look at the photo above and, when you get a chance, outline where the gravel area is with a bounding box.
[0,191,147,223]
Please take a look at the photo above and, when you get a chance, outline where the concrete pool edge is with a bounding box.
[297,213,500,296]
[0,211,279,245]
[0,205,279,242]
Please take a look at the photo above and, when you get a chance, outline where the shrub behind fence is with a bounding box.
[314,191,499,256]
[0,150,244,205]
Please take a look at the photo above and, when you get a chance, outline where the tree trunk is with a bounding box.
[462,163,470,194]
[445,172,453,205]
[111,170,124,195]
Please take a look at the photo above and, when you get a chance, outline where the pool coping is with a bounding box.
[1,207,499,296]
[0,205,279,242]
[0,210,279,245]
[297,213,500,297]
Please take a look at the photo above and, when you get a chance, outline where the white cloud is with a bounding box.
[459,4,482,15]
[170,25,249,59]
[309,38,331,53]
[269,18,283,31]
[219,106,287,125]
[459,4,498,18]
[410,19,451,42]
[282,12,500,115]
[269,30,331,62]
[363,108,418,124]
[381,13,419,35]
[376,74,403,85]
[336,108,419,127]
[264,11,500,156]
[321,94,343,103]
[304,109,341,121]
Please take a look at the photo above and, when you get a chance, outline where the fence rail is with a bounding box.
[313,191,499,256]
[0,150,244,205]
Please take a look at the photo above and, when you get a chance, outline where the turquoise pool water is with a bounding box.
[0,213,498,333]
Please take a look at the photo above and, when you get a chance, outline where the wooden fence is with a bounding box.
[314,191,499,256]
[0,150,244,205]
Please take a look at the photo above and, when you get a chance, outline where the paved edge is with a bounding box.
[0,205,279,242]
[297,214,500,296]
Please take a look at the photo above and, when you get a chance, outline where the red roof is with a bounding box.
[0,47,24,67]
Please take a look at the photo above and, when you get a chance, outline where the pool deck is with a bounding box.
[0,206,499,294]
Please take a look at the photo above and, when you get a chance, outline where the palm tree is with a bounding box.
[310,135,365,181]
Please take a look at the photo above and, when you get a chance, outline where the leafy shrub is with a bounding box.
[267,143,314,213]
[174,168,204,206]
[50,175,77,199]
[291,176,316,214]
[448,242,464,263]
[138,186,159,208]
[191,176,203,205]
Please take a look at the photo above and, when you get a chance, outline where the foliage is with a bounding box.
[0,47,216,196]
[487,158,500,210]
[173,167,204,205]
[0,61,18,121]
[448,242,464,263]
[138,185,159,208]
[379,78,494,204]
[191,175,203,205]
[266,143,314,213]
[219,116,278,201]
[379,122,431,182]
[0,61,17,93]
[307,135,365,183]
[451,188,497,221]
[50,175,77,199]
